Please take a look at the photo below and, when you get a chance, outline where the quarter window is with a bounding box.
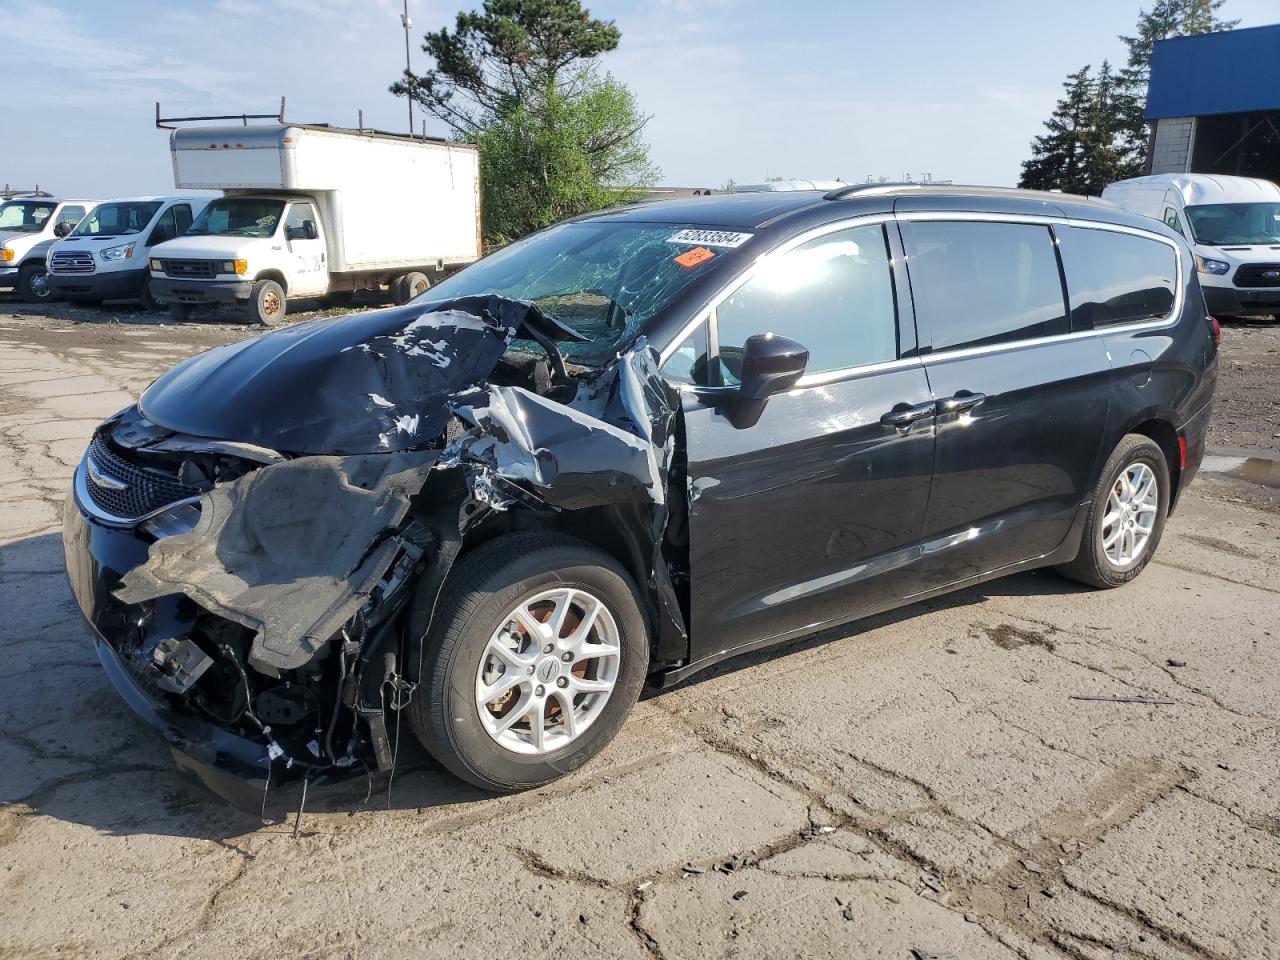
[1056,226,1177,328]
[901,221,1069,352]
[1163,206,1184,236]
[714,224,898,384]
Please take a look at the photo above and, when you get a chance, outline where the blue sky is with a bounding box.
[2,0,1277,197]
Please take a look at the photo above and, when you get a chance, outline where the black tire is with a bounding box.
[324,289,355,307]
[168,303,193,323]
[407,532,650,792]
[246,278,286,326]
[401,271,430,302]
[1056,434,1170,589]
[138,275,160,312]
[16,263,52,302]
[390,274,411,305]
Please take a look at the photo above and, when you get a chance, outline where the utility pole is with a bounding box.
[401,0,414,138]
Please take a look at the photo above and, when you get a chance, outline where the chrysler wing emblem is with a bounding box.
[86,457,127,491]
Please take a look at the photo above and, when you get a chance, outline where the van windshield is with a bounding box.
[186,198,284,238]
[419,220,743,363]
[1185,203,1280,246]
[72,201,163,238]
[0,200,56,234]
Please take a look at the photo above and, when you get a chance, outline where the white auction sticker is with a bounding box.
[667,228,754,248]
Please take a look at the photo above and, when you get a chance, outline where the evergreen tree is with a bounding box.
[1115,0,1240,170]
[1019,66,1096,193]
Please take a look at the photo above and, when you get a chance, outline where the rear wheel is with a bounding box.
[246,279,286,326]
[1057,434,1170,589]
[401,271,430,302]
[407,533,649,792]
[17,263,52,302]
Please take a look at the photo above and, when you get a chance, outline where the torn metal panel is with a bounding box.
[116,451,438,671]
[137,295,582,455]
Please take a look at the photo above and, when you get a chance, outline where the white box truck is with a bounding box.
[148,124,481,324]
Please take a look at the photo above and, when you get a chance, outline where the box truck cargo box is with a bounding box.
[149,124,481,324]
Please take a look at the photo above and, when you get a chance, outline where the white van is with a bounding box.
[148,124,481,324]
[46,196,211,309]
[1102,174,1280,319]
[0,195,100,301]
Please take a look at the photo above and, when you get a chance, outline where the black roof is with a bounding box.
[585,183,1171,240]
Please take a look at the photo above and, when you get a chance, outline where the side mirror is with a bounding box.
[53,221,74,238]
[730,333,809,429]
[303,220,318,240]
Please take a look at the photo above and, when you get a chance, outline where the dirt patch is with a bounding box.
[983,623,1057,653]
[1185,533,1260,561]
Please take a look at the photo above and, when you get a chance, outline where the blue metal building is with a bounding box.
[1145,24,1280,180]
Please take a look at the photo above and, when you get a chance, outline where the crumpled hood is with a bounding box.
[139,295,584,455]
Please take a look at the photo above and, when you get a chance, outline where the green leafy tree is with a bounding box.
[1114,0,1240,170]
[392,0,658,244]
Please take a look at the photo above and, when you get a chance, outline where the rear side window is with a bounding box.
[1056,226,1177,328]
[901,221,1068,352]
[714,223,898,383]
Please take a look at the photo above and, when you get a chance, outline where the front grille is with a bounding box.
[160,259,217,279]
[50,250,95,274]
[1233,263,1280,288]
[84,431,201,521]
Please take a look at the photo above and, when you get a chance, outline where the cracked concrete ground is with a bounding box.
[1,300,1278,960]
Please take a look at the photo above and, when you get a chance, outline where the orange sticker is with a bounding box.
[674,246,715,268]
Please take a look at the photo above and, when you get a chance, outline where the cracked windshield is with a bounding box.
[420,220,744,364]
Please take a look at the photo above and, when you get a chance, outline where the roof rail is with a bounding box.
[156,97,287,129]
[823,183,927,200]
[2,185,53,200]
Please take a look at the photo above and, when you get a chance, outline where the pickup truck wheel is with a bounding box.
[138,276,160,312]
[168,304,193,323]
[407,532,650,792]
[17,263,52,302]
[247,279,286,326]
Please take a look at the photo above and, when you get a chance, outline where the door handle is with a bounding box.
[880,401,936,429]
[937,391,987,415]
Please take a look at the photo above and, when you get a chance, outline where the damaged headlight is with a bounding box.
[140,501,201,539]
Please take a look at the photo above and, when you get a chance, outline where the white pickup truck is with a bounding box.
[0,194,100,301]
[148,124,482,324]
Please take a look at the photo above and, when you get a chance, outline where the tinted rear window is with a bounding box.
[901,221,1068,352]
[1056,226,1177,328]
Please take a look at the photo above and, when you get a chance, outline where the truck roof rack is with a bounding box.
[156,98,288,130]
[2,185,54,200]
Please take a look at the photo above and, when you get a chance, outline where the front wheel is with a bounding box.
[138,275,160,312]
[407,533,650,792]
[246,279,286,326]
[17,263,52,302]
[168,303,193,323]
[1057,434,1170,588]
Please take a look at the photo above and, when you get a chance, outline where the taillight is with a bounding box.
[1209,315,1221,349]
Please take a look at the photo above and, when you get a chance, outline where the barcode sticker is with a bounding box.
[668,229,753,248]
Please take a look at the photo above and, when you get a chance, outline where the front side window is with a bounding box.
[1056,226,1177,328]
[187,198,284,238]
[0,201,56,233]
[1185,202,1280,246]
[72,201,162,238]
[423,220,741,365]
[1163,207,1184,235]
[148,208,180,246]
[901,221,1068,352]
[714,223,898,385]
[172,204,194,235]
[285,203,316,240]
[660,321,709,385]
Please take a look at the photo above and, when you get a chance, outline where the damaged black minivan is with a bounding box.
[64,185,1217,809]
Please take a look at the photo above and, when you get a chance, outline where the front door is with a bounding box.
[675,221,937,663]
[283,202,328,296]
[898,217,1111,590]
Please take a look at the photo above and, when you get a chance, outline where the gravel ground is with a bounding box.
[2,295,1279,960]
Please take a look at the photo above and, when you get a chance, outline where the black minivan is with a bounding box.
[64,185,1217,809]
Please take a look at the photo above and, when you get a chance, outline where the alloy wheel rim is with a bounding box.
[1102,461,1159,569]
[475,587,621,755]
[31,271,50,298]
